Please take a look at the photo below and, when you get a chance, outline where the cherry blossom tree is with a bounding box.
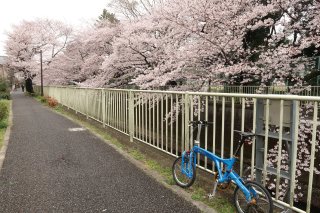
[5,19,73,92]
[108,0,163,20]
[46,21,120,86]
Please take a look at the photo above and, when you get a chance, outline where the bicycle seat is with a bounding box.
[234,130,255,138]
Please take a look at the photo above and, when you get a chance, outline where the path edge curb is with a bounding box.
[0,101,13,171]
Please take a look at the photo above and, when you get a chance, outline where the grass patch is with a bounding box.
[191,187,207,201]
[129,149,145,161]
[191,186,235,212]
[145,159,175,185]
[0,129,5,148]
[0,100,11,149]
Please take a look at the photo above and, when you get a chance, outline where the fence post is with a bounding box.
[290,100,299,207]
[86,89,89,119]
[102,89,106,127]
[184,92,190,151]
[129,90,135,142]
[66,88,69,109]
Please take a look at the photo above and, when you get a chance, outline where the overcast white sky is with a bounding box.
[0,0,110,56]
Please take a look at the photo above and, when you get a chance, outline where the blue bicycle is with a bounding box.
[172,120,273,213]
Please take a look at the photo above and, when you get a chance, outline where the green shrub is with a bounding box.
[0,100,9,122]
[0,120,7,129]
[0,81,7,92]
[39,96,47,103]
[0,80,10,100]
[0,92,10,100]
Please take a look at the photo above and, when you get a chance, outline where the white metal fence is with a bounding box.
[210,85,320,96]
[35,86,320,213]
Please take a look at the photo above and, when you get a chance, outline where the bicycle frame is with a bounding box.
[181,122,255,202]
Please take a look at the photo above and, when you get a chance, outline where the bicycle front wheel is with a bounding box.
[172,156,196,188]
[233,181,273,213]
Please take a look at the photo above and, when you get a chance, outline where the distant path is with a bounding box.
[0,92,200,212]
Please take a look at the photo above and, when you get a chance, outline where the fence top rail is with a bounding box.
[211,85,320,88]
[44,86,130,92]
[40,85,320,101]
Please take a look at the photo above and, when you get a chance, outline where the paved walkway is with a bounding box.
[0,92,200,212]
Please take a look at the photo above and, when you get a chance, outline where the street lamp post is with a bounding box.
[40,50,43,96]
[33,48,44,96]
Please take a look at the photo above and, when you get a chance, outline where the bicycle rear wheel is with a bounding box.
[233,181,273,213]
[172,156,196,188]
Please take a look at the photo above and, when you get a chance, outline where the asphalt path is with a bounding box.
[0,92,200,213]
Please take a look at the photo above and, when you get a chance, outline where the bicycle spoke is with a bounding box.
[234,181,273,213]
[255,204,268,213]
[172,156,196,188]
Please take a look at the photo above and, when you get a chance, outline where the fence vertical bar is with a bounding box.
[119,92,122,131]
[176,94,179,156]
[263,99,270,185]
[170,94,173,153]
[123,92,125,132]
[212,96,216,172]
[110,92,113,126]
[221,97,225,160]
[290,101,299,208]
[125,92,128,133]
[135,93,138,138]
[143,94,146,142]
[190,95,194,149]
[138,94,141,139]
[108,91,111,126]
[230,97,235,156]
[98,90,102,121]
[157,96,159,147]
[115,91,117,128]
[113,92,116,127]
[306,101,318,213]
[153,95,155,145]
[86,89,89,118]
[166,94,168,151]
[197,96,201,165]
[144,94,148,142]
[240,98,245,177]
[129,90,134,142]
[251,98,257,179]
[181,96,185,152]
[276,100,284,200]
[161,95,164,150]
[205,96,208,169]
[149,94,152,145]
[102,89,106,127]
[117,92,120,129]
[184,93,190,151]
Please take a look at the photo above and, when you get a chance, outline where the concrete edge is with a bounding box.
[49,106,217,213]
[0,101,13,171]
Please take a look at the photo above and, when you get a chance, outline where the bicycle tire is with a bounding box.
[172,156,196,188]
[233,181,273,213]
